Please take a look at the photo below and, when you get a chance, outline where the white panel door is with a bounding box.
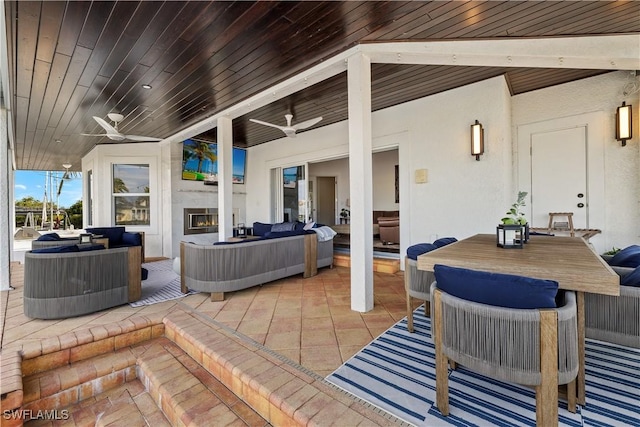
[530,127,588,229]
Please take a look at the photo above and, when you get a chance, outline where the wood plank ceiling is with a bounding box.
[4,1,639,171]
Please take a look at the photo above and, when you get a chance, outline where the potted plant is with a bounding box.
[497,191,529,248]
[501,191,528,227]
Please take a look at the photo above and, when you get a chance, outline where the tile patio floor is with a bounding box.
[1,256,414,379]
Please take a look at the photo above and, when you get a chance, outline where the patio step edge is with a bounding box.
[136,339,267,427]
[162,309,408,426]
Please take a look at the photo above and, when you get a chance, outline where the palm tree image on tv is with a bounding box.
[182,139,217,181]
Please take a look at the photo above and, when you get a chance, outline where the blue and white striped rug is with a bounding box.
[327,307,640,426]
[130,259,198,307]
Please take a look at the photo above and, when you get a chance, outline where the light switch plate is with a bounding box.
[415,169,428,184]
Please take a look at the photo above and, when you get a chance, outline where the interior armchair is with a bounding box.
[377,216,399,244]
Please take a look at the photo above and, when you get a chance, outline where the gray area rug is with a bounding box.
[130,259,199,307]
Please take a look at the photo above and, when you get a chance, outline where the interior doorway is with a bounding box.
[316,176,336,225]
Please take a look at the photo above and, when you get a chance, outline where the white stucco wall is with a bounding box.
[167,141,247,256]
[246,76,513,258]
[513,71,640,251]
[82,143,163,257]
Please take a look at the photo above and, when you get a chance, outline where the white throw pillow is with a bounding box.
[303,221,316,230]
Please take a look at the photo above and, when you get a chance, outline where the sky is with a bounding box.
[14,170,83,208]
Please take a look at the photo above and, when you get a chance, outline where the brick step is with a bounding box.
[136,338,267,426]
[21,347,138,416]
[94,385,171,427]
[162,310,399,426]
[0,351,23,424]
[27,381,172,427]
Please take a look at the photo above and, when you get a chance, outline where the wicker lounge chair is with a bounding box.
[24,246,142,319]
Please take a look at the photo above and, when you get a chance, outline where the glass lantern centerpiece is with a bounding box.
[497,191,529,249]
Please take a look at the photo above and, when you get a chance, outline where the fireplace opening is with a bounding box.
[184,208,218,235]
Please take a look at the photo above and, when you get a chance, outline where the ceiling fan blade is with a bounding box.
[249,118,287,131]
[80,133,110,137]
[122,134,162,142]
[93,116,119,134]
[292,116,322,131]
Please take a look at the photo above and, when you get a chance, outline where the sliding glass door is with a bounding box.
[272,164,309,223]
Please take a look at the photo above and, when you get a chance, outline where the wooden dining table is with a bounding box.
[417,233,619,406]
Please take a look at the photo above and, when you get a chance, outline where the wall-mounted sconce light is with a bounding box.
[616,102,632,146]
[470,120,484,160]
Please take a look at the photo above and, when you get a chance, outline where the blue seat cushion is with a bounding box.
[621,266,640,288]
[433,237,458,248]
[609,245,640,268]
[36,233,61,241]
[252,222,272,237]
[86,227,125,246]
[434,264,558,309]
[406,243,438,260]
[31,245,80,253]
[121,232,142,246]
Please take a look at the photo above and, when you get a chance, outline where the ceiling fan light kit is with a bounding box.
[249,113,322,138]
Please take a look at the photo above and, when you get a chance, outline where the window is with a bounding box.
[86,169,93,226]
[112,164,150,226]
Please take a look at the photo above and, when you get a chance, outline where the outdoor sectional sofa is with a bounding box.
[180,226,334,301]
[24,245,143,319]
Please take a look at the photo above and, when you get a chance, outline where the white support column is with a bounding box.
[1,107,11,290]
[347,53,374,313]
[217,116,234,241]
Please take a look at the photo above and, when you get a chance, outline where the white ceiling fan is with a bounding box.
[81,113,162,142]
[249,113,322,138]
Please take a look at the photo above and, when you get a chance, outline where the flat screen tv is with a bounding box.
[181,138,246,185]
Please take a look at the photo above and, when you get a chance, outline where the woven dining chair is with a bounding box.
[430,268,579,426]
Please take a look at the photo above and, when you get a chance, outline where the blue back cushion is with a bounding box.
[609,245,640,268]
[31,245,80,254]
[121,232,142,246]
[252,222,272,237]
[37,233,60,241]
[86,227,125,245]
[434,264,558,309]
[621,266,640,288]
[406,243,438,260]
[433,237,458,248]
[271,222,296,232]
